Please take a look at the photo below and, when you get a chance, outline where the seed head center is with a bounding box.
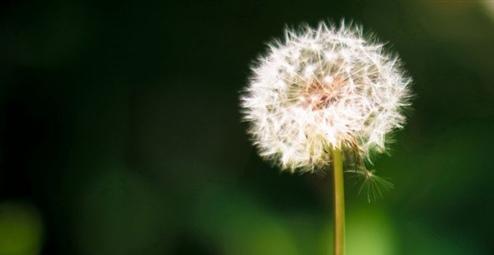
[299,76,346,110]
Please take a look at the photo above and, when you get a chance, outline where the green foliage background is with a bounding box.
[0,0,493,254]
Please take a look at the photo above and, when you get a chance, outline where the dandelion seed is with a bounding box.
[347,168,395,203]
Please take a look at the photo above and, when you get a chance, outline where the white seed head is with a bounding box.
[241,22,412,172]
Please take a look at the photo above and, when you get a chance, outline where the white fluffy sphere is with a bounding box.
[241,22,411,172]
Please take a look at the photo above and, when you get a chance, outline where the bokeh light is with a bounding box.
[0,203,43,255]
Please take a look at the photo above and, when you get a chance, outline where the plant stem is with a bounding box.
[332,149,345,255]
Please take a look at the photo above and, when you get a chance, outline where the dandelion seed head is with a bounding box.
[241,21,412,172]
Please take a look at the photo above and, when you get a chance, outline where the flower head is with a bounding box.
[241,22,411,172]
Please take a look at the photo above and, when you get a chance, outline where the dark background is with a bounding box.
[1,0,493,254]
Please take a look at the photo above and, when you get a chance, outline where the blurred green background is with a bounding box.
[1,0,493,254]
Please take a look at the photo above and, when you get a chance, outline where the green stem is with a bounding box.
[332,149,345,255]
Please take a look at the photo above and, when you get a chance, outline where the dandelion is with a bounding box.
[240,21,411,255]
[241,21,410,172]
